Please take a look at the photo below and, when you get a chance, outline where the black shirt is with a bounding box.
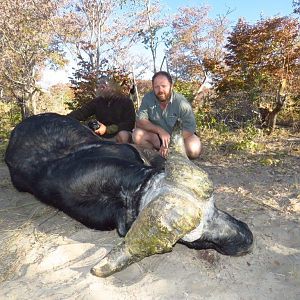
[68,94,135,138]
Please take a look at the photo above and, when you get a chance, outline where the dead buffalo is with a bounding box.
[5,113,253,277]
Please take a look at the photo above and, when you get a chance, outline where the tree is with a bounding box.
[68,55,134,110]
[0,0,70,119]
[293,0,300,14]
[38,83,74,114]
[215,16,300,132]
[69,0,144,71]
[167,5,230,102]
[68,0,144,107]
[134,0,169,74]
[71,0,118,69]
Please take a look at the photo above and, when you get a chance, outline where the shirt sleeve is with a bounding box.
[67,99,97,121]
[115,97,136,132]
[178,97,197,133]
[136,94,151,120]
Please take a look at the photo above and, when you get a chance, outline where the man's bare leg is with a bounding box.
[115,130,132,144]
[184,134,201,159]
[132,128,161,150]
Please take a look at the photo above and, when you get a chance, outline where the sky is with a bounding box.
[40,0,296,88]
[164,0,294,23]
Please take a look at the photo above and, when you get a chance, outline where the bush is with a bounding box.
[0,101,21,141]
[173,81,198,103]
[232,124,262,152]
[195,107,229,133]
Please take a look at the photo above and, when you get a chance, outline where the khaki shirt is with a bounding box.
[136,91,196,134]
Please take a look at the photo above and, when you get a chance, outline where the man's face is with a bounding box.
[153,75,172,102]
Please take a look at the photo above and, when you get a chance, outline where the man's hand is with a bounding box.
[157,129,170,158]
[159,145,168,158]
[158,129,170,148]
[95,123,107,136]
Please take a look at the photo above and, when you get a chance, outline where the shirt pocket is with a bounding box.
[166,113,178,129]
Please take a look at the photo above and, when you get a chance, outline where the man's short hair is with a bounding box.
[152,71,173,85]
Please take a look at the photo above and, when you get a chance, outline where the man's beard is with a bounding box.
[155,89,172,102]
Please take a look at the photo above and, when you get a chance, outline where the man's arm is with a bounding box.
[136,119,163,135]
[67,99,97,121]
[177,95,197,135]
[115,97,136,132]
[136,119,170,148]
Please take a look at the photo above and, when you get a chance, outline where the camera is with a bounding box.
[87,120,100,131]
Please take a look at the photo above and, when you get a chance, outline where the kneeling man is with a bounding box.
[133,71,201,159]
[68,76,135,144]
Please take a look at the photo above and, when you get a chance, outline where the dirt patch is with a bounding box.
[0,137,300,299]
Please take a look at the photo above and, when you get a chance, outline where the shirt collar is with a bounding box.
[170,91,174,103]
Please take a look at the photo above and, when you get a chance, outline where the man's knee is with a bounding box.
[116,131,132,143]
[185,135,201,159]
[132,129,159,150]
[132,128,145,145]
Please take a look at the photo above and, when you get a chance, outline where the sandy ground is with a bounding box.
[0,137,300,300]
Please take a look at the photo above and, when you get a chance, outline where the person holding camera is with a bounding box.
[67,76,135,144]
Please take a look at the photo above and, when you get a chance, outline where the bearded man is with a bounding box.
[132,71,201,159]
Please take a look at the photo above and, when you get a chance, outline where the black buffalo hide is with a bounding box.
[5,113,161,236]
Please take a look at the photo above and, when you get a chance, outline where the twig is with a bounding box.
[0,202,37,212]
[37,209,60,227]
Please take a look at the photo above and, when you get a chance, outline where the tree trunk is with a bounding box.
[260,79,287,134]
[17,90,36,120]
[131,67,141,108]
[19,98,31,120]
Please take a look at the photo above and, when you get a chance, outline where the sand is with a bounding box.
[0,146,299,300]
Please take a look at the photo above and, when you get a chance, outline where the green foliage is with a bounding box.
[67,58,99,110]
[38,84,73,115]
[173,81,196,103]
[276,94,300,127]
[259,157,281,166]
[199,119,266,155]
[195,107,228,133]
[0,101,21,141]
[203,123,263,153]
[0,141,8,162]
[231,124,262,152]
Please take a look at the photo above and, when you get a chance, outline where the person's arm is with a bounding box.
[67,99,97,121]
[67,99,108,136]
[114,97,136,132]
[97,97,135,136]
[135,119,170,149]
[178,96,197,135]
[135,119,166,135]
